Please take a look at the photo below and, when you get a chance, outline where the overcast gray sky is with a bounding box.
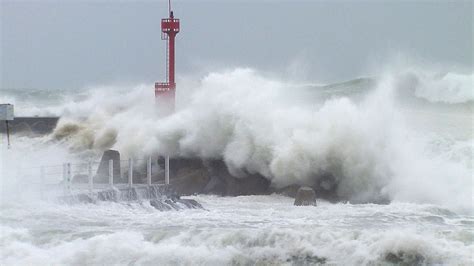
[1,0,472,89]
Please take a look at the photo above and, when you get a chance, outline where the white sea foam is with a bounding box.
[37,68,472,212]
[0,196,472,265]
[412,72,473,104]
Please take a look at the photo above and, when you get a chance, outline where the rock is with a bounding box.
[164,199,181,210]
[385,251,425,265]
[150,199,173,211]
[287,255,326,265]
[178,199,203,209]
[95,150,121,183]
[294,187,317,206]
[149,198,203,211]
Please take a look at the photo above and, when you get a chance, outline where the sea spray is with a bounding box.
[2,67,472,211]
[1,66,473,265]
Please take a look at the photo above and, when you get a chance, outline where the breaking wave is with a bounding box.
[406,71,473,104]
[3,226,471,265]
[3,67,473,212]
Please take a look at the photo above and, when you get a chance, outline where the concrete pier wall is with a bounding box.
[59,184,203,210]
[0,117,59,135]
[162,157,271,196]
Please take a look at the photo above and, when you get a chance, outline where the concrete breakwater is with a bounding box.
[76,149,341,203]
[82,149,272,197]
[59,184,203,211]
[159,157,339,202]
[1,116,337,203]
[165,158,337,203]
[0,117,59,135]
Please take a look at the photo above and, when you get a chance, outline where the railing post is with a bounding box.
[165,156,170,185]
[66,163,71,193]
[147,157,152,186]
[88,162,93,192]
[128,158,133,187]
[108,159,113,187]
[40,166,45,199]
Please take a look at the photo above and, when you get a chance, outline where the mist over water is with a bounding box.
[1,64,473,265]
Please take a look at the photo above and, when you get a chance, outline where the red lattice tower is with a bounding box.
[155,1,180,111]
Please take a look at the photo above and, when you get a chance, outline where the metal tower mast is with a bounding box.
[155,0,180,111]
[154,1,180,185]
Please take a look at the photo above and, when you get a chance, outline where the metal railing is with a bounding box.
[18,156,169,197]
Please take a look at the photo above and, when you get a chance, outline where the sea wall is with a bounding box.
[87,150,345,201]
[166,157,272,196]
[0,117,59,135]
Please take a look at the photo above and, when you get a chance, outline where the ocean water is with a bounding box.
[1,196,473,265]
[0,66,473,265]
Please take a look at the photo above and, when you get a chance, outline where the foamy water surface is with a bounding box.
[1,195,473,265]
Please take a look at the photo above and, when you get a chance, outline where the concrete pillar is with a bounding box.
[128,158,133,187]
[108,160,114,187]
[165,156,170,185]
[96,150,121,183]
[147,157,152,186]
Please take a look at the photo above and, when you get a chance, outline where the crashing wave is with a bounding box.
[4,67,472,211]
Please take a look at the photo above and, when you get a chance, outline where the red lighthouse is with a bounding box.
[155,1,180,111]
[155,1,179,185]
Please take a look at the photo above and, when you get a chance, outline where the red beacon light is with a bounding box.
[155,7,180,111]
